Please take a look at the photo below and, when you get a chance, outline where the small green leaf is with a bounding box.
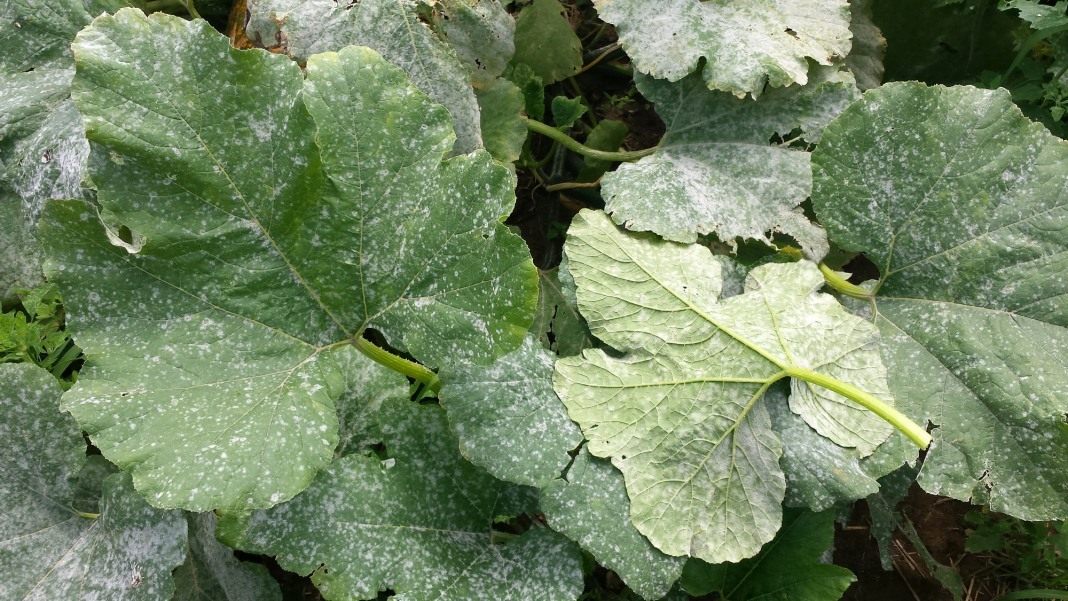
[533,258,592,357]
[477,77,528,163]
[551,95,587,129]
[812,82,1068,521]
[542,448,685,600]
[219,399,585,601]
[554,210,903,563]
[601,67,859,257]
[680,510,856,601]
[593,0,853,96]
[511,0,582,85]
[440,334,583,488]
[0,363,187,600]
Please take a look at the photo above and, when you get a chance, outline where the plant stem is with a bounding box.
[77,511,100,519]
[998,591,1068,601]
[522,117,657,162]
[546,180,601,192]
[785,366,932,448]
[575,42,621,76]
[353,335,440,393]
[818,263,874,300]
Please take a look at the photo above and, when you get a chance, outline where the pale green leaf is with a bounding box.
[431,0,516,85]
[439,334,583,487]
[541,448,685,600]
[511,0,582,85]
[246,0,483,153]
[173,513,282,601]
[846,0,886,90]
[0,363,187,601]
[218,399,584,601]
[43,12,534,511]
[593,0,853,97]
[601,67,859,258]
[554,210,899,563]
[680,510,855,601]
[812,82,1068,520]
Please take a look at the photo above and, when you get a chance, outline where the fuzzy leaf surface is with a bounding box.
[440,334,583,488]
[812,82,1068,520]
[0,363,187,601]
[219,399,584,601]
[246,0,483,153]
[553,210,897,562]
[542,448,685,600]
[593,0,853,96]
[43,12,534,511]
[601,68,859,257]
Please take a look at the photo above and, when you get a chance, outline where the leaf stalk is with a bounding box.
[785,366,932,449]
[522,117,657,162]
[353,336,441,394]
[818,263,874,300]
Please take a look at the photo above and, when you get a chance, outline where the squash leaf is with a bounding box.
[812,82,1068,521]
[553,210,900,563]
[42,11,535,511]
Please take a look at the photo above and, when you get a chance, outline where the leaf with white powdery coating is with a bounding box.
[601,68,859,258]
[0,363,187,601]
[218,399,585,601]
[246,0,484,154]
[812,82,1068,521]
[173,513,282,601]
[553,210,899,563]
[440,335,583,488]
[593,0,853,97]
[43,11,534,511]
[542,448,685,600]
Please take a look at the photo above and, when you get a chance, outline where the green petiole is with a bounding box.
[818,263,874,300]
[522,117,658,162]
[785,366,932,448]
[353,335,441,394]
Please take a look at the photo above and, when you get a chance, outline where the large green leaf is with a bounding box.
[553,210,901,563]
[0,363,187,600]
[430,0,516,85]
[246,0,484,154]
[43,11,535,511]
[439,334,583,488]
[593,0,853,97]
[680,510,856,601]
[541,448,685,600]
[601,68,859,257]
[812,82,1068,521]
[0,191,44,301]
[173,513,282,601]
[218,399,584,601]
[0,0,93,72]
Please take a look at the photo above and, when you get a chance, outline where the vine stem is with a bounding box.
[522,117,658,162]
[818,263,873,300]
[998,591,1068,601]
[785,366,932,448]
[353,336,440,393]
[77,511,100,519]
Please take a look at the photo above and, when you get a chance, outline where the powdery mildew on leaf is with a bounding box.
[219,399,585,601]
[439,335,583,488]
[845,0,886,91]
[541,448,685,600]
[593,0,853,97]
[601,67,859,258]
[813,82,1068,521]
[431,0,516,85]
[553,210,899,563]
[173,513,282,601]
[43,11,535,511]
[680,510,856,600]
[0,363,187,600]
[532,257,592,357]
[246,0,484,154]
